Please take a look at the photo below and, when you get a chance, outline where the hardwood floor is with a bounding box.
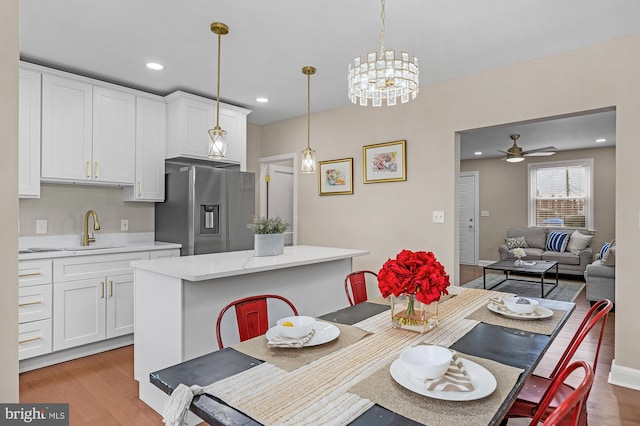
[460,264,640,426]
[18,268,639,425]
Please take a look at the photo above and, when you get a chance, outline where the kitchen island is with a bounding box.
[132,245,369,417]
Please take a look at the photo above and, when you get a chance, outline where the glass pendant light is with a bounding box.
[301,66,317,173]
[208,22,229,158]
[347,0,419,107]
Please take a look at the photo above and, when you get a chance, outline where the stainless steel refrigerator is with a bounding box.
[155,164,255,256]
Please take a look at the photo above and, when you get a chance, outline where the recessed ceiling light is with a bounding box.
[595,138,606,143]
[146,62,164,70]
[256,97,270,103]
[474,151,483,156]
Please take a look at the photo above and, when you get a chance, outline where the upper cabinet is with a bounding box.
[165,91,250,170]
[122,97,166,202]
[18,68,42,198]
[41,73,135,185]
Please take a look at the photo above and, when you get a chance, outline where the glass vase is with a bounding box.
[514,258,524,266]
[390,293,438,334]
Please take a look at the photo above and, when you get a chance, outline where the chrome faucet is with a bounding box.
[82,209,101,246]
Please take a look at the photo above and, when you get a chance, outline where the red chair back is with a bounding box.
[344,270,378,306]
[550,299,612,380]
[531,361,594,426]
[216,294,298,349]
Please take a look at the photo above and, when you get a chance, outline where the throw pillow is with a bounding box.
[546,231,569,252]
[598,241,612,260]
[566,230,593,255]
[602,242,616,266]
[505,236,528,249]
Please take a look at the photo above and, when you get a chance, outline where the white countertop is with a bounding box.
[18,232,181,260]
[132,245,369,281]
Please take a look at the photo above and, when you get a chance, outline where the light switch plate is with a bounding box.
[432,211,445,223]
[121,219,129,231]
[36,219,47,234]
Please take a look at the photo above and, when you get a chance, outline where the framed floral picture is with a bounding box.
[318,158,354,195]
[363,140,407,183]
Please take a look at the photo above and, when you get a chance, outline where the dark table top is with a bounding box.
[484,259,558,273]
[150,296,574,426]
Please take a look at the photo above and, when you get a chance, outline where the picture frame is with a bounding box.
[363,140,407,183]
[318,158,354,195]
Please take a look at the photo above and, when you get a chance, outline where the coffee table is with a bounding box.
[483,259,559,298]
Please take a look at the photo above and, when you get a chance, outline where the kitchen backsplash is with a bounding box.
[19,183,154,237]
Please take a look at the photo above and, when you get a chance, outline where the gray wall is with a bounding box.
[1,0,19,402]
[19,184,154,237]
[460,146,615,262]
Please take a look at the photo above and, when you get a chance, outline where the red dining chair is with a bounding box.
[216,294,298,349]
[531,361,594,426]
[344,270,378,306]
[503,299,612,425]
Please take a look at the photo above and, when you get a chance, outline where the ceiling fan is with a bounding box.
[498,134,557,162]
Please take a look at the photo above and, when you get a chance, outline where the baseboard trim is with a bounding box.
[19,334,134,373]
[608,359,640,391]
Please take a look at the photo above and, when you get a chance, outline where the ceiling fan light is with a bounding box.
[506,156,525,163]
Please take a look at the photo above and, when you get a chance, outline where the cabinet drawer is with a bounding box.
[19,284,52,324]
[53,252,149,282]
[19,260,53,287]
[18,319,52,360]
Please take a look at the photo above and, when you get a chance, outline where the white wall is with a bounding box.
[253,34,640,383]
[0,0,19,402]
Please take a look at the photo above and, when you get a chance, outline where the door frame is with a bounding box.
[459,171,479,265]
[259,153,298,246]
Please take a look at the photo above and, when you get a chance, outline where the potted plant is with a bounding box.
[247,216,289,256]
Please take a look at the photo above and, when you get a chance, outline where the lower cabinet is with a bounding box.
[52,273,133,351]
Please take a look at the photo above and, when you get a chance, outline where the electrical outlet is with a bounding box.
[36,220,47,234]
[121,219,129,231]
[481,210,490,217]
[432,211,445,224]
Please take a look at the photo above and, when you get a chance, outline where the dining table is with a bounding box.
[149,286,575,426]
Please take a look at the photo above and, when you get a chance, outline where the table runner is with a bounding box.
[231,321,372,372]
[348,352,523,426]
[202,288,518,425]
[465,303,567,336]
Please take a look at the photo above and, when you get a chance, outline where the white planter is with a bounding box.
[254,234,284,257]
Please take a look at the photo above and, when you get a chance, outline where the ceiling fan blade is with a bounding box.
[524,151,556,157]
[523,146,557,155]
[496,150,508,154]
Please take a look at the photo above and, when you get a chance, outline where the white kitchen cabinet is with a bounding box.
[122,97,166,201]
[18,259,53,360]
[41,73,135,185]
[149,249,181,259]
[53,272,134,350]
[41,73,93,181]
[92,86,136,184]
[165,91,250,170]
[52,252,147,351]
[18,68,42,198]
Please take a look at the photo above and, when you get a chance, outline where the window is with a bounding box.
[528,159,593,229]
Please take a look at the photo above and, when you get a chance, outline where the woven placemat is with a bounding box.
[347,352,524,426]
[231,321,371,372]
[465,304,566,335]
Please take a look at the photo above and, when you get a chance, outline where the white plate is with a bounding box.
[265,322,340,347]
[487,302,554,320]
[390,358,497,401]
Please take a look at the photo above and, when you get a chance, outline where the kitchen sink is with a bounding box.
[63,246,121,251]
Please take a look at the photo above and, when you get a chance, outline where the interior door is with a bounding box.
[266,164,294,245]
[459,172,478,265]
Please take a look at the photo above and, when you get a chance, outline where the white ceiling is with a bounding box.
[19,1,635,151]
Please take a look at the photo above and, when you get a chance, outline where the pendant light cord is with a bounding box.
[215,31,222,128]
[379,0,386,56]
[307,72,311,150]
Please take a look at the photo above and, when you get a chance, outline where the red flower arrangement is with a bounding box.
[378,249,450,305]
